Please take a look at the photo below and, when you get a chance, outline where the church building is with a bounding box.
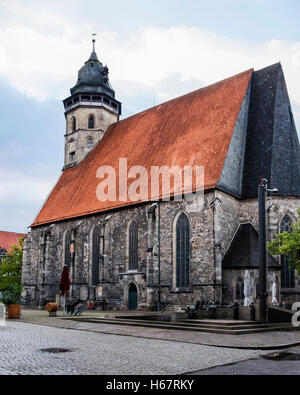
[22,41,300,310]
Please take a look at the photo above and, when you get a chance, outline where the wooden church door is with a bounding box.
[128,284,138,310]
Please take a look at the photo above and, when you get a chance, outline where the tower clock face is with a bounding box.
[68,141,76,153]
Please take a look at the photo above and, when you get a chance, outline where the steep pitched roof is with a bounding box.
[242,63,300,198]
[217,63,300,199]
[0,231,26,252]
[32,69,253,227]
[222,223,279,269]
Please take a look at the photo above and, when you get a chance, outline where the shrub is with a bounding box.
[0,238,23,306]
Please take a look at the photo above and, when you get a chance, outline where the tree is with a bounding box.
[267,209,300,274]
[0,238,23,306]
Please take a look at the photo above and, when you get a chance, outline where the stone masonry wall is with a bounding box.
[64,106,118,168]
[22,191,217,310]
[218,191,300,304]
[22,190,300,310]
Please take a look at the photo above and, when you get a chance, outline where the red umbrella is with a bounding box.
[59,266,71,297]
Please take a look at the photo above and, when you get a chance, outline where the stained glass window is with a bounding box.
[176,213,190,288]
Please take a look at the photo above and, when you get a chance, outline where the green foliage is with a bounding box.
[267,209,300,273]
[0,238,23,306]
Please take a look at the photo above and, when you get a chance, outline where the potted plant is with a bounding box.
[0,239,23,319]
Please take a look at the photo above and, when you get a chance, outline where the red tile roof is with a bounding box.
[32,69,253,227]
[0,231,26,252]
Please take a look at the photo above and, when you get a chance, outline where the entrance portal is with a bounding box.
[128,283,138,311]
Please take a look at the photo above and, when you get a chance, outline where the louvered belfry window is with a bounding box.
[176,213,190,288]
[280,215,295,288]
[88,115,95,129]
[72,117,76,132]
[129,222,138,270]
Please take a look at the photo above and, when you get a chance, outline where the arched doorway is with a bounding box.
[128,283,138,311]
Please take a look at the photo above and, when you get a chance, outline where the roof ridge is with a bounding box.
[254,62,282,74]
[115,68,254,126]
[0,230,26,235]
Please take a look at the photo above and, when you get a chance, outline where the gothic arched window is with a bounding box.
[129,221,138,270]
[72,117,76,132]
[176,213,190,288]
[92,227,104,285]
[280,215,295,288]
[88,115,95,129]
[64,231,71,267]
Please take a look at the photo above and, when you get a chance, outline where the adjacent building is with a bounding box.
[0,231,26,261]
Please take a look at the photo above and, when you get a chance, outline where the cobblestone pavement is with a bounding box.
[0,321,263,375]
[19,310,300,350]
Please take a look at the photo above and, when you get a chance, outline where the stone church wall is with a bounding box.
[22,191,300,310]
[22,191,218,310]
[218,192,300,305]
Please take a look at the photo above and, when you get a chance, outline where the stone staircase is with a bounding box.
[67,316,297,335]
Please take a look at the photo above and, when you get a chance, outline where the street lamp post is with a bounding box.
[258,178,278,324]
[149,202,161,312]
[157,202,161,312]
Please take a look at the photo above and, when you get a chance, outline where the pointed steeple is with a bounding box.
[70,38,114,97]
[89,37,99,61]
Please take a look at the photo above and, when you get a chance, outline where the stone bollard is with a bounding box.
[233,301,240,320]
[0,303,6,327]
[250,304,256,321]
[209,306,217,319]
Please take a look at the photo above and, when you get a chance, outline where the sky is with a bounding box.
[0,0,300,233]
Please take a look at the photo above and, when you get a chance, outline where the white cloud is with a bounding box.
[0,2,299,231]
[0,168,57,232]
[0,5,299,114]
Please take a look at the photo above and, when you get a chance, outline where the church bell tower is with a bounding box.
[63,39,121,169]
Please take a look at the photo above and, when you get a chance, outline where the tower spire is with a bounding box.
[92,31,97,53]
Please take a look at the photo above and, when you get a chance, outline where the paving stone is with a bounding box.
[18,309,300,350]
[0,321,262,375]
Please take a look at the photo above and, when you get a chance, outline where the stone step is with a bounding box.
[117,318,268,330]
[70,317,247,334]
[69,317,296,336]
[183,319,258,326]
[116,317,268,330]
[184,323,269,330]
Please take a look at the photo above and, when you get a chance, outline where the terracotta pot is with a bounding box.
[46,303,58,313]
[7,304,21,319]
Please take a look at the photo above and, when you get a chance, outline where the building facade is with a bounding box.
[0,231,26,263]
[22,44,300,310]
